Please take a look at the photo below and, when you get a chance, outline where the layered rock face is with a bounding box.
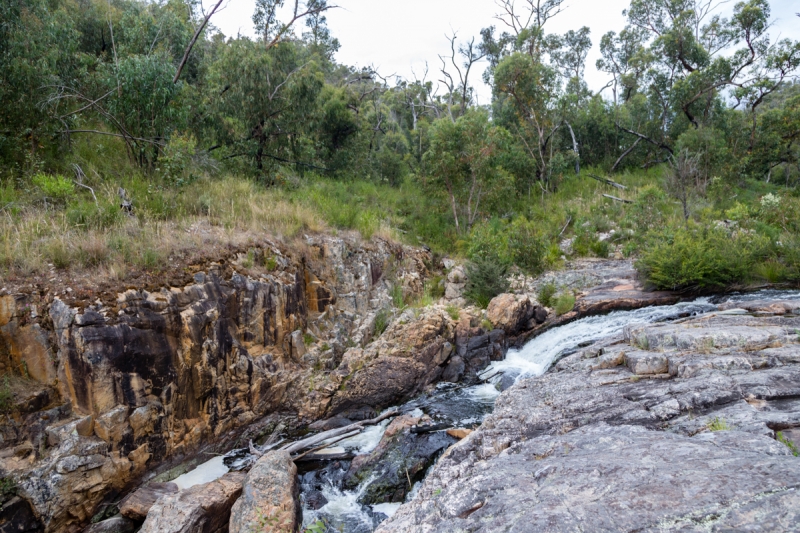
[378,307,800,532]
[0,236,434,532]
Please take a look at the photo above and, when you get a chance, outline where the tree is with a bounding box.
[423,110,510,232]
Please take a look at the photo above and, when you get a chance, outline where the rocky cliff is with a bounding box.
[0,235,437,533]
[377,301,800,532]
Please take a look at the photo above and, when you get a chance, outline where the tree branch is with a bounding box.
[174,0,226,84]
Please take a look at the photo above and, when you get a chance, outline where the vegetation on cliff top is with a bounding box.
[0,0,799,292]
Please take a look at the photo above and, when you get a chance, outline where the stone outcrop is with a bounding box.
[378,307,800,532]
[118,482,179,521]
[486,294,544,335]
[138,472,245,533]
[228,451,299,533]
[344,414,456,504]
[0,236,430,532]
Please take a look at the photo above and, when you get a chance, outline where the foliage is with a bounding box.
[0,476,16,506]
[636,224,773,291]
[0,376,12,413]
[464,259,510,309]
[445,305,461,321]
[553,293,576,316]
[707,417,731,432]
[373,309,390,339]
[32,174,74,204]
[537,282,557,308]
[777,432,799,457]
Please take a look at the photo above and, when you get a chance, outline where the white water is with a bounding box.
[172,456,229,490]
[482,298,716,382]
[302,474,379,531]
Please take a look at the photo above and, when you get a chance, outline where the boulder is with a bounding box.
[0,496,43,533]
[118,482,179,521]
[83,515,137,533]
[344,415,456,504]
[486,294,535,335]
[229,451,299,533]
[138,473,245,533]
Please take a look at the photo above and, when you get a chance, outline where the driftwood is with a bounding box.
[588,174,627,190]
[280,410,399,455]
[291,430,361,461]
[410,423,450,434]
[603,194,633,204]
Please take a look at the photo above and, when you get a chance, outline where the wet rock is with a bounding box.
[378,311,800,532]
[119,482,179,521]
[345,415,456,504]
[82,515,136,533]
[486,294,535,335]
[0,496,43,533]
[303,490,328,511]
[139,472,245,533]
[229,451,299,533]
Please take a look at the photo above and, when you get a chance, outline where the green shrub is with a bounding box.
[468,220,510,266]
[426,275,445,299]
[590,239,610,258]
[32,173,74,203]
[390,284,405,308]
[636,225,771,290]
[464,258,509,308]
[508,217,547,275]
[628,185,669,236]
[537,282,557,307]
[66,200,122,230]
[46,241,72,269]
[553,293,576,316]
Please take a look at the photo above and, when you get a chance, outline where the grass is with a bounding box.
[0,476,16,505]
[445,305,460,321]
[373,309,390,339]
[707,417,731,432]
[0,376,12,413]
[777,432,799,456]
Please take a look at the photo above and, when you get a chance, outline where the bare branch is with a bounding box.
[174,0,226,84]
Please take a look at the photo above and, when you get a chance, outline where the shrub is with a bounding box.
[589,239,610,258]
[553,293,576,316]
[464,258,509,308]
[0,475,16,505]
[468,220,510,266]
[537,282,557,307]
[390,284,405,308]
[636,225,771,290]
[628,185,668,236]
[32,173,74,204]
[508,217,547,275]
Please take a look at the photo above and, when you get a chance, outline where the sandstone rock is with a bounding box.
[445,428,472,439]
[83,515,137,533]
[486,294,536,335]
[139,472,245,533]
[75,416,94,437]
[229,451,299,533]
[119,482,179,521]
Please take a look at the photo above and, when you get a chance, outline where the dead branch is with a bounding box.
[615,123,674,155]
[174,0,225,84]
[603,194,632,204]
[611,137,641,172]
[588,174,627,190]
[280,409,398,455]
[72,164,98,206]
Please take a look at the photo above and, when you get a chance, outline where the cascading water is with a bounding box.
[175,290,800,532]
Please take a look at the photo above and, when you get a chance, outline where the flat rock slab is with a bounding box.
[139,472,245,533]
[119,482,179,521]
[378,424,800,532]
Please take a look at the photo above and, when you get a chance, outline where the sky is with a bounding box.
[208,0,800,103]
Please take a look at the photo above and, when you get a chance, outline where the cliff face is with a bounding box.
[0,236,431,533]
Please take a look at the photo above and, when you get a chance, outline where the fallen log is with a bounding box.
[588,174,627,190]
[603,194,633,204]
[410,423,450,434]
[280,409,399,455]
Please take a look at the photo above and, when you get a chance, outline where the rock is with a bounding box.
[119,482,179,521]
[83,515,137,533]
[377,311,800,532]
[75,416,94,437]
[308,416,352,431]
[486,294,535,335]
[228,451,299,533]
[303,491,328,511]
[344,416,456,504]
[139,472,245,533]
[0,496,43,533]
[625,351,668,375]
[445,428,472,439]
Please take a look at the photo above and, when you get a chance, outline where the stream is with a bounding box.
[173,290,800,532]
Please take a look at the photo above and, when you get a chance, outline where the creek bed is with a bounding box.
[173,290,800,532]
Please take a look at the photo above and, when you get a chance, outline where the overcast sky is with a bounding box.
[208,0,800,103]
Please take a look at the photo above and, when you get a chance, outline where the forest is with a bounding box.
[1,0,800,297]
